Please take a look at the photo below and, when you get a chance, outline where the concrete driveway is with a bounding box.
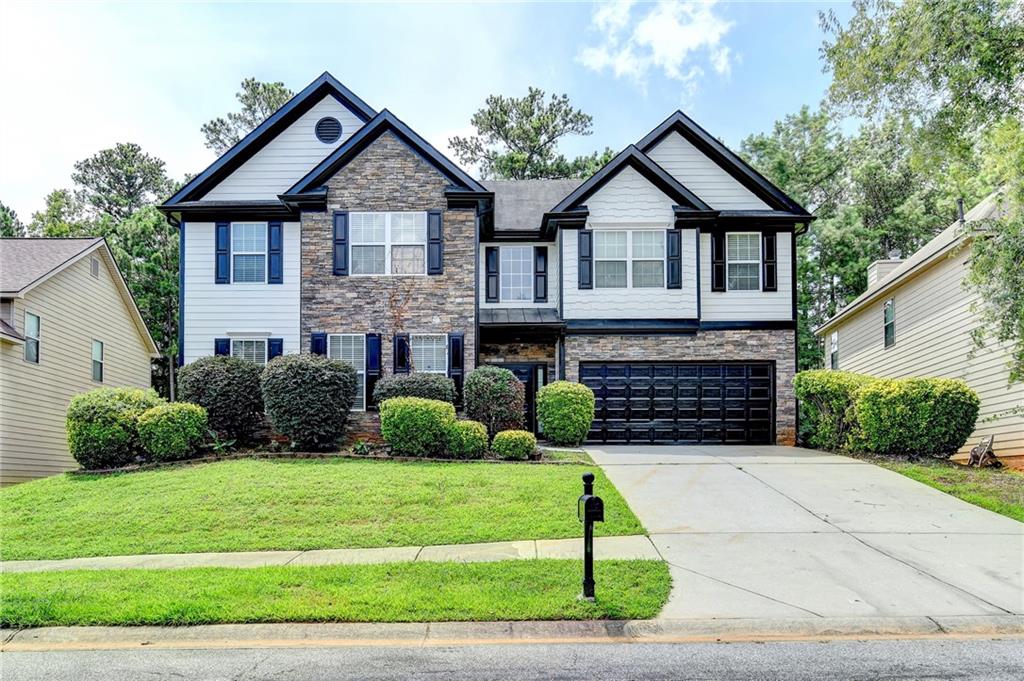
[589,445,1023,620]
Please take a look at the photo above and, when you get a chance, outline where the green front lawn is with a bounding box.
[0,559,670,627]
[0,458,644,561]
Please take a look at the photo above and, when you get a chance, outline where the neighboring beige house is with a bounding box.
[0,238,158,484]
[815,194,1023,468]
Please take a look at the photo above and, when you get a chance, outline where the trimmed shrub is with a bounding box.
[445,420,489,459]
[853,377,980,458]
[536,381,595,446]
[66,388,165,469]
[177,356,264,442]
[260,354,357,450]
[464,366,524,436]
[491,430,537,461]
[373,373,456,405]
[380,397,456,456]
[138,402,209,462]
[793,370,876,451]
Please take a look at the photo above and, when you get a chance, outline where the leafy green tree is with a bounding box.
[449,88,614,179]
[71,143,174,221]
[202,77,294,155]
[0,201,27,237]
[29,189,92,237]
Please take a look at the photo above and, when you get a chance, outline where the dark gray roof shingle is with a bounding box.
[484,179,581,232]
[0,238,103,294]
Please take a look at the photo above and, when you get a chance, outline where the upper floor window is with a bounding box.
[829,332,838,370]
[726,233,760,291]
[232,222,267,283]
[24,312,40,363]
[92,340,104,382]
[883,298,895,347]
[411,334,447,373]
[232,338,267,364]
[500,246,533,301]
[594,230,664,289]
[350,212,426,276]
[631,231,665,288]
[329,334,366,410]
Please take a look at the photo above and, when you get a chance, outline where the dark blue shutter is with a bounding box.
[485,247,499,302]
[267,221,283,284]
[427,210,443,275]
[711,232,726,292]
[310,332,327,355]
[393,333,410,374]
[666,230,682,289]
[214,338,230,356]
[533,247,548,302]
[215,222,230,284]
[366,333,382,408]
[447,333,465,404]
[762,231,777,292]
[268,338,284,360]
[578,230,593,289]
[332,212,348,276]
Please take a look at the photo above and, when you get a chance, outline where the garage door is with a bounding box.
[580,362,774,444]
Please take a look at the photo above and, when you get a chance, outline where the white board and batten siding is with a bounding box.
[647,131,768,210]
[182,222,301,364]
[478,243,559,309]
[202,96,365,201]
[699,231,793,321]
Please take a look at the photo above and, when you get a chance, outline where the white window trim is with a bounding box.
[90,256,100,278]
[231,338,269,364]
[499,245,533,302]
[829,331,838,370]
[328,333,366,412]
[593,229,666,290]
[883,298,896,348]
[349,212,427,277]
[92,339,104,382]
[231,221,268,285]
[725,232,761,292]
[410,333,448,374]
[24,311,40,363]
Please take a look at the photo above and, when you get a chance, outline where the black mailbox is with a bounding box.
[578,494,604,523]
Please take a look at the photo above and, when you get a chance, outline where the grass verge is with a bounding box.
[0,458,643,561]
[0,559,670,627]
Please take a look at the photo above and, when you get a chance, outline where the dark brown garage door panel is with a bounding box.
[580,362,774,444]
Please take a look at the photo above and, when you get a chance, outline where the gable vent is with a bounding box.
[315,117,342,144]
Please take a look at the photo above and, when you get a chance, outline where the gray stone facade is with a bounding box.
[479,341,557,382]
[563,329,797,445]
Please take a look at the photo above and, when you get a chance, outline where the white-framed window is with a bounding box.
[329,334,366,411]
[24,311,40,363]
[594,230,627,288]
[92,340,104,382]
[726,232,760,291]
[411,334,447,373]
[231,222,267,283]
[500,246,533,301]
[631,230,665,288]
[231,338,267,364]
[829,332,838,370]
[883,298,896,348]
[350,212,426,276]
[90,256,100,278]
[594,230,665,289]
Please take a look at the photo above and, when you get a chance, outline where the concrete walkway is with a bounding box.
[0,534,659,573]
[589,445,1024,621]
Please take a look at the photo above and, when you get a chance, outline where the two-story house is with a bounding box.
[161,72,812,445]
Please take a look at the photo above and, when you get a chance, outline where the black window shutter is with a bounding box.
[578,230,593,289]
[214,338,230,356]
[447,333,465,404]
[215,222,230,284]
[393,333,411,374]
[366,333,382,408]
[762,231,778,292]
[332,211,349,276]
[267,221,283,284]
[268,338,283,360]
[485,247,499,303]
[533,247,548,302]
[427,210,443,275]
[310,332,327,355]
[666,230,682,289]
[711,231,726,292]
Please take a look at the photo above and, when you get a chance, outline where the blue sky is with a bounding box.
[0,1,851,220]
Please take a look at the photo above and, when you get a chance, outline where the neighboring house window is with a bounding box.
[631,231,665,288]
[411,334,447,373]
[594,231,627,288]
[231,338,267,364]
[830,332,839,370]
[594,230,665,289]
[90,256,100,278]
[329,334,366,411]
[500,246,533,301]
[232,222,267,283]
[350,212,426,275]
[24,312,40,363]
[883,298,896,347]
[726,233,760,291]
[92,340,104,382]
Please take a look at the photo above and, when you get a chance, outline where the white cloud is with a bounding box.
[578,0,735,96]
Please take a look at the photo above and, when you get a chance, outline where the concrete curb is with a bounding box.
[3,616,1021,651]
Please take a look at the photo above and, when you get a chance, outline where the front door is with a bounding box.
[488,363,547,433]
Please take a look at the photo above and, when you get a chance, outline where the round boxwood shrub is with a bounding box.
[491,429,537,461]
[137,402,209,462]
[464,366,524,437]
[373,373,456,405]
[177,355,264,442]
[445,420,489,459]
[260,354,357,450]
[793,370,877,451]
[66,387,166,469]
[380,397,457,456]
[852,377,980,458]
[536,381,595,446]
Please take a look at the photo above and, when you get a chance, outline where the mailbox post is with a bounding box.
[577,472,604,600]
